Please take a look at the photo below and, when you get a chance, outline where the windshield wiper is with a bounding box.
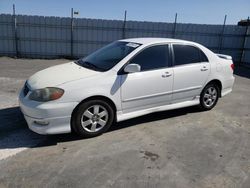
[75,59,106,71]
[83,61,106,71]
[75,59,84,66]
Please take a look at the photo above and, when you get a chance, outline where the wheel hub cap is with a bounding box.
[92,114,100,122]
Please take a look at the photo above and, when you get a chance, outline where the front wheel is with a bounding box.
[200,84,219,110]
[72,100,114,138]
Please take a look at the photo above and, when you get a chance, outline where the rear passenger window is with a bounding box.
[200,50,208,62]
[130,45,169,71]
[173,45,208,66]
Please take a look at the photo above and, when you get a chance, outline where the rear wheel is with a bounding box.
[72,100,114,138]
[200,83,219,110]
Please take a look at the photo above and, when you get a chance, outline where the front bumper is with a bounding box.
[19,89,78,135]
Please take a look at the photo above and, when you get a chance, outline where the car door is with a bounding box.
[119,44,173,113]
[171,44,210,103]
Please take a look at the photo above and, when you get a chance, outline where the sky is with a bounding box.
[0,0,249,25]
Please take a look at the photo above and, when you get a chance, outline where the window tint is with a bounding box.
[200,50,208,62]
[173,45,208,66]
[130,45,169,71]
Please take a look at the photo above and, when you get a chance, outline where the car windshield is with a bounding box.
[75,41,141,71]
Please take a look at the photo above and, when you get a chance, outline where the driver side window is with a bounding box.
[129,45,169,71]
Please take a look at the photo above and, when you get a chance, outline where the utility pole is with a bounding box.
[122,10,127,39]
[71,8,74,59]
[218,15,227,53]
[70,8,79,59]
[13,4,19,57]
[172,13,178,38]
[240,16,250,66]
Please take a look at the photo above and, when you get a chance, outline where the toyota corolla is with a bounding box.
[19,38,235,137]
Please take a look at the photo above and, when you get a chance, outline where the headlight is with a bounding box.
[29,87,64,102]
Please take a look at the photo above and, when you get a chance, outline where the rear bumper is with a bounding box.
[19,90,78,135]
[221,76,235,97]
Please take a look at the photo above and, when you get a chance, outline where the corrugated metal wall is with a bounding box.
[0,14,249,64]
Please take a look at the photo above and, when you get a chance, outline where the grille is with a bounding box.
[23,82,30,96]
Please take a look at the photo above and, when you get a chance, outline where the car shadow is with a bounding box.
[39,105,203,147]
[0,105,202,150]
[0,106,48,150]
[109,105,202,132]
[0,106,27,135]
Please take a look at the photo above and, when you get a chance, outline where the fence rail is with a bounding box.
[0,14,249,64]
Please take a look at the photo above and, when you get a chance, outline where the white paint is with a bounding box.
[0,129,45,161]
[27,62,99,90]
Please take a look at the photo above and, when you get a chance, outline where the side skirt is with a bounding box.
[116,97,200,122]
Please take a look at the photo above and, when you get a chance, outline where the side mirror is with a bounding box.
[124,64,141,73]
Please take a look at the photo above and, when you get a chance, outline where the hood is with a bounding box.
[27,62,100,89]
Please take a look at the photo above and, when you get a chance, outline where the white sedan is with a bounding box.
[19,38,235,137]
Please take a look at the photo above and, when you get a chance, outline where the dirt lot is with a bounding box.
[0,57,250,188]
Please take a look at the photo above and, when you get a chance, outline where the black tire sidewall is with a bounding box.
[72,100,114,137]
[200,84,219,110]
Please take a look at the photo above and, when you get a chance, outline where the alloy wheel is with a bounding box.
[80,105,109,133]
[203,86,218,108]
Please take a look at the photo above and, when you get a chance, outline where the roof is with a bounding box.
[119,37,194,45]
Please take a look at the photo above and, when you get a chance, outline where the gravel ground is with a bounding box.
[0,57,250,188]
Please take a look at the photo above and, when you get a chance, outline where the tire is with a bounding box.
[200,83,219,110]
[72,99,114,138]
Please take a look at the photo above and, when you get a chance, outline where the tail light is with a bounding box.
[231,63,234,71]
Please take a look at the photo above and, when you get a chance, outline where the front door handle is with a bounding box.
[162,72,172,78]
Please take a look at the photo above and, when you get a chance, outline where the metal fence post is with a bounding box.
[240,17,250,66]
[71,8,74,59]
[172,13,177,38]
[13,4,19,57]
[122,10,127,39]
[218,15,227,53]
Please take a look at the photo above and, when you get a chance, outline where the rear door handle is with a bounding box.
[201,67,208,71]
[162,72,172,78]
